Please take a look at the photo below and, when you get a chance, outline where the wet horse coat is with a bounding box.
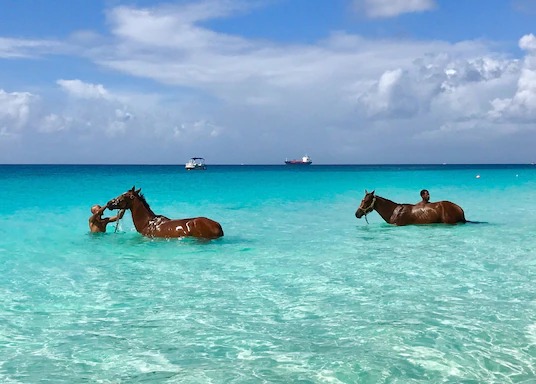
[107,187,224,239]
[355,190,466,225]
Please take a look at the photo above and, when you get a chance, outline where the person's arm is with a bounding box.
[108,209,126,223]
[89,205,107,222]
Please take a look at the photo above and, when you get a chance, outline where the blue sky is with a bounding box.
[1,0,535,164]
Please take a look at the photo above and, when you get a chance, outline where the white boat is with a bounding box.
[185,157,207,170]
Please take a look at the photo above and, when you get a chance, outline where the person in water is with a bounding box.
[417,189,430,205]
[89,204,125,233]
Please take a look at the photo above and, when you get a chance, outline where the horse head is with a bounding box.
[107,186,141,210]
[355,189,376,219]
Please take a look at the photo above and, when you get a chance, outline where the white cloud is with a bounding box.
[105,109,134,136]
[353,0,436,18]
[488,34,536,122]
[107,2,252,52]
[357,69,421,117]
[0,90,35,136]
[39,113,71,133]
[519,33,536,51]
[57,79,111,100]
[174,120,222,140]
[0,37,60,58]
[356,53,518,120]
[115,108,133,122]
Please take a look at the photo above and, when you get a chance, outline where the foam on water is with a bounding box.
[1,164,536,382]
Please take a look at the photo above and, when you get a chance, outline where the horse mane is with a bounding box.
[375,194,399,205]
[134,191,157,216]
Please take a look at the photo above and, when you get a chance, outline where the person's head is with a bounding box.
[420,189,430,202]
[91,204,101,214]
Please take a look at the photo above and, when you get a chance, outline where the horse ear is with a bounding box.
[371,190,375,195]
[135,188,141,194]
[130,186,136,192]
[365,189,368,194]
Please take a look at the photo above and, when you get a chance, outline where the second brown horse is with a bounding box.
[355,190,466,225]
[107,186,224,239]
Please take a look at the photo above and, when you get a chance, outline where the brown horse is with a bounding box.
[107,187,224,239]
[355,190,466,225]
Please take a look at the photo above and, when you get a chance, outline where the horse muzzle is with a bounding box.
[107,198,120,209]
[355,209,364,219]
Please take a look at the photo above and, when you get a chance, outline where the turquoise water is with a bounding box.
[1,164,536,383]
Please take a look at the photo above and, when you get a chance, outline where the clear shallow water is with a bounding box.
[1,164,536,383]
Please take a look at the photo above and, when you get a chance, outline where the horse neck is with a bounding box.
[130,197,157,232]
[374,195,399,223]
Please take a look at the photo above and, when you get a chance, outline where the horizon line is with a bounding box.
[1,163,535,166]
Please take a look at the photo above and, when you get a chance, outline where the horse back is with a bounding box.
[400,201,465,225]
[163,217,224,239]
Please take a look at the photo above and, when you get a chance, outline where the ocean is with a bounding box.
[1,164,535,383]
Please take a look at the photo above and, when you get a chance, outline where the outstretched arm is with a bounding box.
[89,205,107,221]
[108,209,126,223]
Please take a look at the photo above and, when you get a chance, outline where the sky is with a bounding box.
[1,0,536,164]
